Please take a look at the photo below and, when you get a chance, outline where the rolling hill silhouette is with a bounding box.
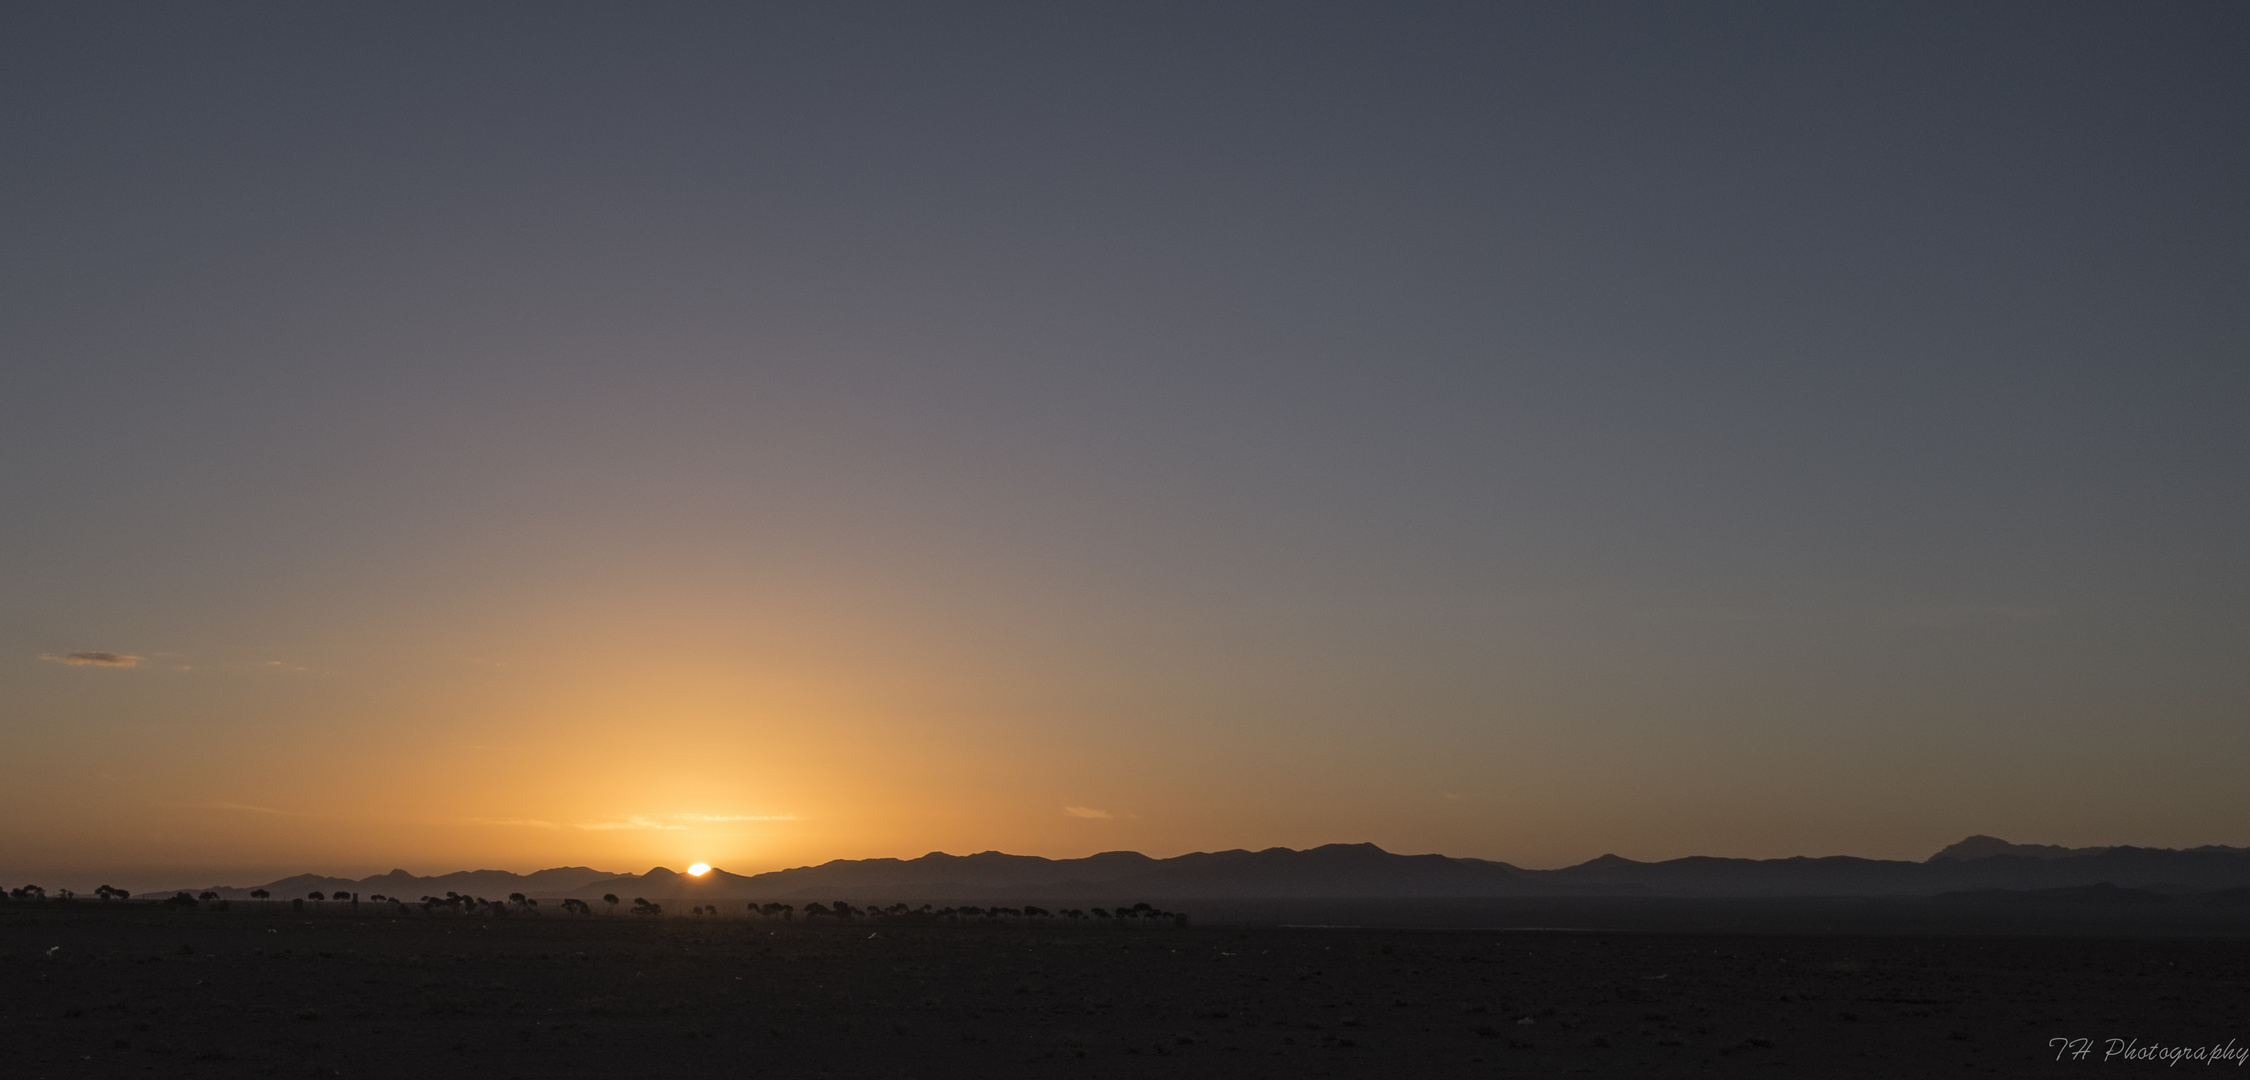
[153,838,2250,902]
[554,839,2250,901]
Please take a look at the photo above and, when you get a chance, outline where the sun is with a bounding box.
[687,863,710,876]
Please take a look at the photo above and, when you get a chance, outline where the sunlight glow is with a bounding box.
[687,862,710,876]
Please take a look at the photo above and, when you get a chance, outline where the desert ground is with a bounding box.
[4,903,2245,1079]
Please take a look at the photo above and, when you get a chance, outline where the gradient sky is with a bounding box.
[4,2,2246,891]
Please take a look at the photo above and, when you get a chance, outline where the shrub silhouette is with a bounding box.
[308,891,325,902]
[198,892,218,902]
[630,897,661,917]
[250,889,269,899]
[165,891,197,908]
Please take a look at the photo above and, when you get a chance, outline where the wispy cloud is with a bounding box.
[1063,806,1115,819]
[41,651,141,667]
[464,812,795,831]
[574,815,687,831]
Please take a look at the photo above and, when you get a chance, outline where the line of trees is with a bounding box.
[4,884,1183,927]
[735,900,1186,927]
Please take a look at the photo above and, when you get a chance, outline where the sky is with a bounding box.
[4,2,2246,891]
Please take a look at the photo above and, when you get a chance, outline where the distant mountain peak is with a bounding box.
[1578,854,1638,868]
[1929,836,2112,862]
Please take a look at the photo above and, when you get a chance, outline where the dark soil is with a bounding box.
[4,904,2244,1078]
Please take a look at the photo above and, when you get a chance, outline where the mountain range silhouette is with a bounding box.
[151,837,2250,902]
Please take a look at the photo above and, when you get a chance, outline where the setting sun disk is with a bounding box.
[687,863,710,876]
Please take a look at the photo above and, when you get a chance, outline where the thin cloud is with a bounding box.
[41,651,141,668]
[1063,806,1115,819]
[574,815,687,831]
[675,813,799,822]
[209,802,288,816]
[472,817,563,829]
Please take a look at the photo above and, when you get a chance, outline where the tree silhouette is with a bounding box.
[199,891,219,902]
[94,885,124,902]
[631,897,661,917]
[250,889,269,899]
[308,891,325,902]
[602,893,620,915]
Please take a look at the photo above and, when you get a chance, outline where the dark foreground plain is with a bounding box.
[5,905,2246,1079]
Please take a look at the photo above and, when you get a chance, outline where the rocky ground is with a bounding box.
[4,904,2245,1078]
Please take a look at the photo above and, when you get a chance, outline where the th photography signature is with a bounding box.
[2051,1038,2249,1066]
